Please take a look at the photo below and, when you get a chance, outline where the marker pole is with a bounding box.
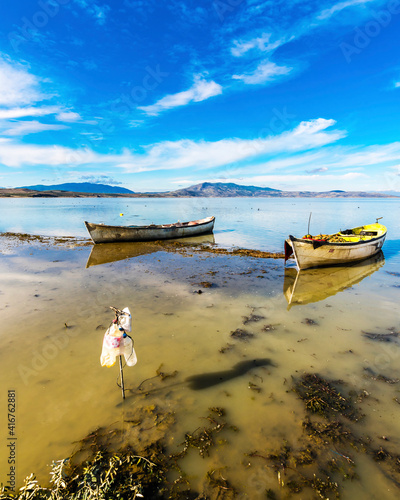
[119,356,125,399]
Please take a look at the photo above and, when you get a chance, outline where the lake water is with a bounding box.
[1,196,400,253]
[0,197,400,499]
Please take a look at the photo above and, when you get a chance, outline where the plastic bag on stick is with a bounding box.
[100,308,137,367]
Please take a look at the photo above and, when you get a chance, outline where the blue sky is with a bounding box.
[0,0,400,192]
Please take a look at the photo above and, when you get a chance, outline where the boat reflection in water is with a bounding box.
[85,234,215,268]
[283,251,385,309]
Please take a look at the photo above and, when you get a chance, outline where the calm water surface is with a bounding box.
[1,197,400,253]
[0,197,399,498]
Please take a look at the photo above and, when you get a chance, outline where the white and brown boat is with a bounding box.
[85,216,215,244]
[285,221,387,270]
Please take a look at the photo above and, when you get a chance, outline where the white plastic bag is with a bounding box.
[119,307,132,332]
[100,307,137,368]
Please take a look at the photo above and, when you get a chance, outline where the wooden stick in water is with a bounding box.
[119,355,125,399]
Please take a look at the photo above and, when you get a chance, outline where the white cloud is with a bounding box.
[56,111,82,122]
[325,143,400,168]
[115,118,345,172]
[92,5,110,25]
[3,117,400,192]
[390,164,400,174]
[74,1,110,25]
[227,0,384,91]
[213,172,369,192]
[0,57,45,107]
[227,172,367,185]
[0,118,342,171]
[138,76,223,116]
[128,119,145,128]
[306,166,329,174]
[231,33,287,57]
[0,139,97,167]
[1,120,68,136]
[0,58,82,135]
[0,106,61,119]
[234,142,400,179]
[232,60,292,85]
[317,0,376,21]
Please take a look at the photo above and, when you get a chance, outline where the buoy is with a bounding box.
[120,213,123,216]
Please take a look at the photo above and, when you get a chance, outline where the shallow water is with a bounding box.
[0,198,400,498]
[0,230,399,498]
[1,196,400,252]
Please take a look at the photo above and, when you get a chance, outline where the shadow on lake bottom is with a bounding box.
[186,358,275,390]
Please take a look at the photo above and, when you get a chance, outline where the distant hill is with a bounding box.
[1,181,397,198]
[19,182,134,194]
[169,182,281,197]
[165,183,394,198]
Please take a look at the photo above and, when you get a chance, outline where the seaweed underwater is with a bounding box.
[246,372,400,499]
[2,362,400,498]
[1,230,399,499]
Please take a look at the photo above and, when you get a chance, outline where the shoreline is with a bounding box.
[0,231,286,259]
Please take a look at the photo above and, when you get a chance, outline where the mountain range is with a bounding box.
[19,182,134,194]
[0,182,397,198]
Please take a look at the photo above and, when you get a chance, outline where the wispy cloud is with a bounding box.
[232,60,292,85]
[0,57,46,107]
[92,4,110,25]
[0,138,97,167]
[317,0,376,21]
[0,106,60,119]
[219,172,368,191]
[128,119,145,128]
[227,0,384,89]
[73,1,110,25]
[0,58,84,142]
[1,120,67,136]
[138,76,223,116]
[56,111,82,122]
[113,118,345,172]
[79,175,123,185]
[0,118,342,170]
[306,167,329,174]
[231,33,286,57]
[2,115,399,194]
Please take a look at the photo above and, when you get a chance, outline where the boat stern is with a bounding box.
[284,238,294,263]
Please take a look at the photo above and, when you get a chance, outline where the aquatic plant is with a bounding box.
[293,373,363,422]
[230,328,254,341]
[0,450,157,499]
[0,403,240,500]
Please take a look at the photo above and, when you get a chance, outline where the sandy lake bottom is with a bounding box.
[1,234,400,499]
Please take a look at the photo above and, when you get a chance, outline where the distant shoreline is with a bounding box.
[0,188,398,199]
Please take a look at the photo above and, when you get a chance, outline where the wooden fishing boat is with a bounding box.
[284,222,387,270]
[84,216,215,244]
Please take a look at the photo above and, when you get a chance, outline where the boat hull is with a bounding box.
[85,216,215,244]
[285,224,386,270]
